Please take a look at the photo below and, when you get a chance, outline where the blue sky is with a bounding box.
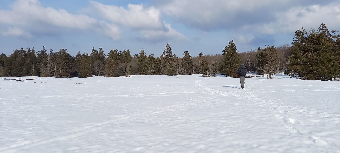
[1,0,340,56]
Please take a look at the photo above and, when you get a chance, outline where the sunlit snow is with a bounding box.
[0,75,339,152]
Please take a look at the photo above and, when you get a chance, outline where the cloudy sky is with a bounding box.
[1,0,340,56]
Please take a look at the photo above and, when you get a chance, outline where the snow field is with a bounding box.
[0,75,340,152]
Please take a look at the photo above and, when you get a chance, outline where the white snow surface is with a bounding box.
[0,75,340,152]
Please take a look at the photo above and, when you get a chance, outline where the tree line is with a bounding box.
[0,23,339,80]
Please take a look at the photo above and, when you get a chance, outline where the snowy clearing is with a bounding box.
[0,75,340,152]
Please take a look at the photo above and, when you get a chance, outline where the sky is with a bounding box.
[1,0,340,56]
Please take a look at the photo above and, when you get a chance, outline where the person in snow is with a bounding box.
[238,64,247,89]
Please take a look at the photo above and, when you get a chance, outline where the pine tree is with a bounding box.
[220,40,240,77]
[173,54,180,75]
[105,49,120,77]
[245,51,257,72]
[287,23,340,80]
[264,46,279,79]
[162,43,176,76]
[147,54,156,75]
[77,53,92,78]
[9,48,26,77]
[137,49,148,75]
[154,57,162,75]
[75,51,82,77]
[37,46,49,77]
[182,51,193,75]
[48,49,56,77]
[192,54,201,74]
[255,46,279,78]
[90,47,98,75]
[121,49,132,76]
[23,47,38,76]
[200,60,209,76]
[255,48,267,75]
[23,48,31,76]
[128,55,139,75]
[0,53,7,76]
[91,47,106,76]
[54,49,74,78]
[198,52,209,76]
[333,31,340,79]
[210,61,218,77]
[317,24,338,80]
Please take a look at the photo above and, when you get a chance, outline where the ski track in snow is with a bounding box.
[194,78,340,151]
[0,75,340,152]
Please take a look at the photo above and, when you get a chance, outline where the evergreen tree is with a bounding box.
[210,61,219,77]
[276,45,291,73]
[27,47,38,76]
[37,46,49,77]
[267,46,280,79]
[78,53,92,78]
[105,49,120,77]
[192,54,201,74]
[48,49,56,77]
[182,51,193,75]
[287,23,340,80]
[8,48,26,76]
[162,43,176,76]
[90,47,98,75]
[173,54,180,75]
[54,49,74,78]
[137,49,148,75]
[121,49,132,76]
[75,51,82,77]
[255,47,267,75]
[199,53,209,76]
[128,55,139,75]
[0,53,7,76]
[98,48,106,76]
[261,46,279,79]
[334,31,340,79]
[154,57,163,75]
[147,54,157,75]
[91,47,106,76]
[22,48,31,76]
[220,40,240,77]
[245,51,257,72]
[200,60,209,76]
[317,24,339,80]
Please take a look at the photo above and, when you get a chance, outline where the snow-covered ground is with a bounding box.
[0,75,340,152]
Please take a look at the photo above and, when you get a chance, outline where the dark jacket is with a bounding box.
[238,65,247,77]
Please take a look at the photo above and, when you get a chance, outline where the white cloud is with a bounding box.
[160,0,292,30]
[89,1,166,31]
[0,27,33,38]
[274,4,340,33]
[0,0,186,42]
[160,0,340,34]
[1,27,22,36]
[140,22,187,41]
[234,35,255,45]
[88,1,186,41]
[0,0,120,40]
[241,3,340,35]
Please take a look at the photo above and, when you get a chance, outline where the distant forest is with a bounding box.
[0,23,339,80]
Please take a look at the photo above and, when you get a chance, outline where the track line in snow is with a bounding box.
[0,85,208,152]
[0,115,131,152]
[2,76,339,152]
[194,78,339,148]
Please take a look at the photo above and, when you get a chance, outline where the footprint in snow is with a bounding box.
[310,136,328,146]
